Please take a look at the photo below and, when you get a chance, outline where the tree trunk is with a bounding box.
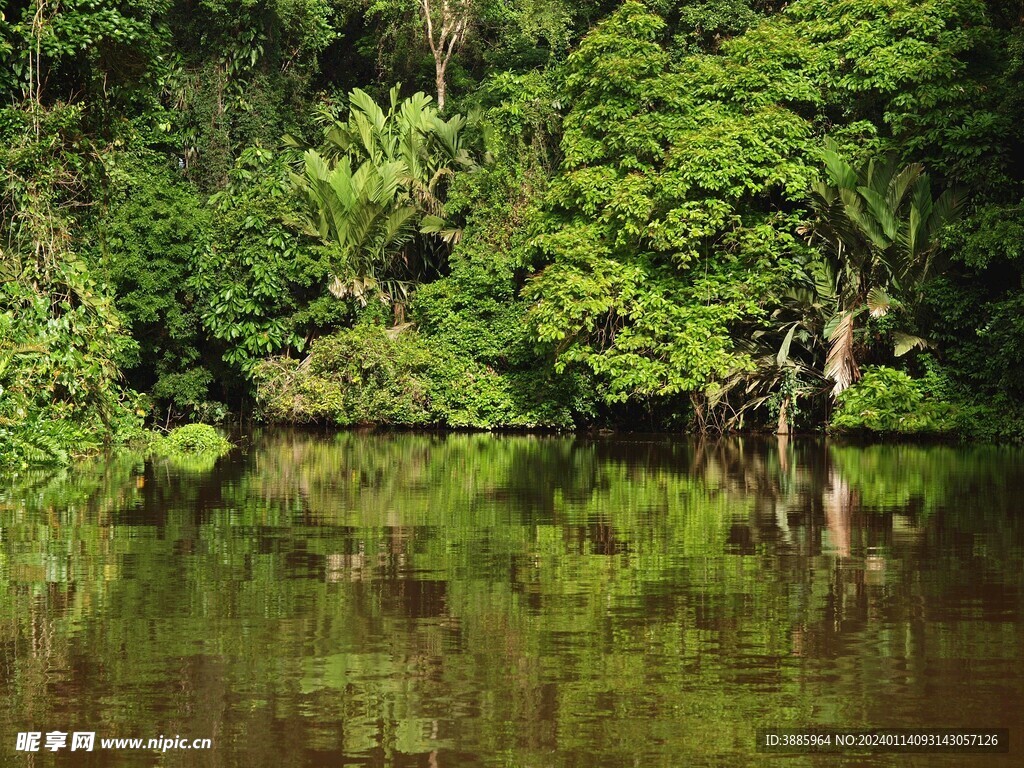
[420,0,467,114]
[776,395,791,435]
[434,59,446,112]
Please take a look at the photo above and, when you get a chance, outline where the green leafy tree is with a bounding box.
[162,0,340,188]
[2,0,170,125]
[96,152,214,414]
[524,2,814,423]
[359,0,579,107]
[0,106,142,466]
[191,146,343,378]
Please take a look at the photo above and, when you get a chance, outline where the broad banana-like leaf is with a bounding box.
[303,150,330,184]
[822,143,858,190]
[380,206,417,248]
[905,175,935,259]
[350,88,388,132]
[886,162,923,211]
[822,310,843,340]
[928,187,964,235]
[858,186,898,242]
[352,113,379,164]
[420,214,462,244]
[387,83,402,113]
[838,187,888,249]
[777,323,798,367]
[324,125,354,155]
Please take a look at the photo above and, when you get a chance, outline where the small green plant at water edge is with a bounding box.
[161,424,233,455]
[830,367,956,435]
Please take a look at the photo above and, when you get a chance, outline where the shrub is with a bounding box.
[254,324,582,429]
[162,424,233,455]
[830,366,957,435]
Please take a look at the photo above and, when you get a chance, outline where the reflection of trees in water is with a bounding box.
[2,433,1023,765]
[676,437,1024,680]
[823,468,852,558]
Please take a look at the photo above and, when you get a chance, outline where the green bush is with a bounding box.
[830,367,957,435]
[254,324,582,429]
[941,397,1024,443]
[255,324,434,425]
[162,424,233,455]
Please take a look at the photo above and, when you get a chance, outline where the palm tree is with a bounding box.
[292,149,419,307]
[289,86,477,313]
[800,142,962,396]
[714,265,831,434]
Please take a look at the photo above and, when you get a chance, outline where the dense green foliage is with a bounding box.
[255,322,583,427]
[830,365,953,434]
[4,0,1024,466]
[289,86,478,311]
[161,423,232,454]
[145,423,233,471]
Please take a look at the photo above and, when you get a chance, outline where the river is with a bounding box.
[1,431,1021,765]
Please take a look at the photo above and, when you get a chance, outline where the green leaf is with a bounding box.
[893,332,928,357]
[777,323,797,367]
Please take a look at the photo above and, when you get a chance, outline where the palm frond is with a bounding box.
[893,331,929,357]
[866,286,893,318]
[824,310,859,397]
[289,85,479,309]
[886,162,923,211]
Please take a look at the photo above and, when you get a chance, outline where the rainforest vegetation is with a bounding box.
[2,0,1024,467]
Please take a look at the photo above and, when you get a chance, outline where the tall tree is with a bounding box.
[420,0,472,111]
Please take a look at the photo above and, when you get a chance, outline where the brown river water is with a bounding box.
[1,431,1021,766]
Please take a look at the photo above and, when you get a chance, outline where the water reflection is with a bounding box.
[1,433,1022,766]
